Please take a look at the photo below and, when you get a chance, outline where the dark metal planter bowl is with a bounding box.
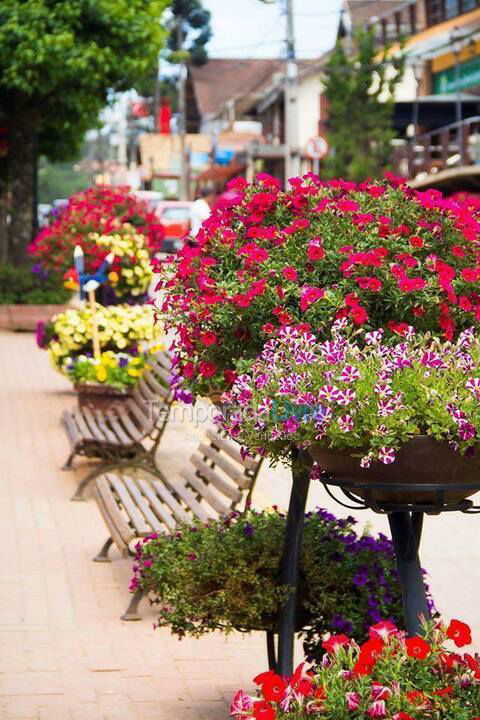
[309,436,480,507]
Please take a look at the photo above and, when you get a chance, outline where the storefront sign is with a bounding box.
[433,55,480,94]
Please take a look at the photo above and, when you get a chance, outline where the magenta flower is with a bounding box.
[378,447,396,464]
[367,699,387,718]
[345,691,360,710]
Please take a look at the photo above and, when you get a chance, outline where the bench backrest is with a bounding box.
[126,349,173,435]
[171,427,262,522]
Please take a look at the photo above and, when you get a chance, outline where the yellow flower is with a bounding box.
[108,271,119,284]
[127,368,140,377]
[96,365,107,382]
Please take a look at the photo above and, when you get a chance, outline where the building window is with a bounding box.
[462,0,478,11]
[445,0,460,18]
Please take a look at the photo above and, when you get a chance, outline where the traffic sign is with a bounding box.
[305,136,328,160]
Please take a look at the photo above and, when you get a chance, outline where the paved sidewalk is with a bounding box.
[0,331,478,720]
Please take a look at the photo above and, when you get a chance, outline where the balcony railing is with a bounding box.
[392,115,480,177]
[372,0,479,46]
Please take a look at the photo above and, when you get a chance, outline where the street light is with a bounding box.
[259,0,300,184]
[450,26,464,162]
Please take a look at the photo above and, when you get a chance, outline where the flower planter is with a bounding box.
[74,383,131,413]
[309,436,480,506]
[0,304,68,332]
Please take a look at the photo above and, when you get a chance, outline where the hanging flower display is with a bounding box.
[218,321,480,467]
[157,174,480,399]
[37,304,162,390]
[29,186,162,303]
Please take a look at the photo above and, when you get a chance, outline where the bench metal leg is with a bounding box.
[93,537,113,563]
[70,465,102,501]
[121,589,146,621]
[62,450,76,471]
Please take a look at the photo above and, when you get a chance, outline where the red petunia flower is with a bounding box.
[446,619,472,647]
[260,674,287,703]
[252,700,276,720]
[405,636,431,659]
[199,331,218,346]
[322,634,350,654]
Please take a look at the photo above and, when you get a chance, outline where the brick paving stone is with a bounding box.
[0,330,478,720]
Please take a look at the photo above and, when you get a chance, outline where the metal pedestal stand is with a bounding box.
[273,462,480,674]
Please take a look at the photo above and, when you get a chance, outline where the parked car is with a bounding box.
[154,201,192,253]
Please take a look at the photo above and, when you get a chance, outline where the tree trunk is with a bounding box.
[0,153,9,263]
[9,109,37,266]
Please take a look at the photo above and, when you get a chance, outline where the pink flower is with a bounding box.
[369,621,398,642]
[345,691,360,710]
[282,266,298,281]
[318,385,340,402]
[322,634,350,654]
[230,689,254,716]
[367,700,387,718]
[378,447,396,464]
[339,365,360,383]
[300,285,325,312]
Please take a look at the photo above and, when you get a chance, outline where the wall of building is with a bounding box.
[297,73,324,152]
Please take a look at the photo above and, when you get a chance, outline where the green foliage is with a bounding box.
[323,29,405,181]
[0,0,170,160]
[38,158,90,204]
[167,0,211,66]
[0,263,69,304]
[132,508,411,661]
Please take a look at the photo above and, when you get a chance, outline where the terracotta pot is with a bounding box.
[309,436,480,506]
[74,383,131,413]
[0,304,69,331]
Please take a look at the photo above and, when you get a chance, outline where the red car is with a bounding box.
[154,201,192,253]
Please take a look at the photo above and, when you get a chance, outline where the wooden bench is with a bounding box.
[61,349,173,501]
[92,427,262,620]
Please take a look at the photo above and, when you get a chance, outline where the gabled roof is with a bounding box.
[189,58,284,119]
[340,0,406,35]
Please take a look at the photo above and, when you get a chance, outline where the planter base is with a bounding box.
[74,384,131,413]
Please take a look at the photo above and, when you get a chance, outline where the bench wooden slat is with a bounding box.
[96,475,134,546]
[105,410,133,445]
[147,478,194,523]
[92,409,121,445]
[61,411,82,448]
[137,479,177,531]
[93,485,130,553]
[143,370,170,401]
[198,442,250,490]
[190,454,242,503]
[71,409,96,442]
[109,475,150,536]
[125,398,154,433]
[180,466,230,516]
[110,406,143,443]
[121,475,163,534]
[159,477,212,523]
[82,407,110,442]
[205,428,258,472]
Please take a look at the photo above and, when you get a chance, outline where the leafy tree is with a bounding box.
[323,28,405,182]
[0,0,169,265]
[167,0,212,66]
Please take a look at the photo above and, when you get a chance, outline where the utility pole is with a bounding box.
[283,0,300,182]
[177,17,189,200]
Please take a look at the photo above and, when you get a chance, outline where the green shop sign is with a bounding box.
[433,55,480,94]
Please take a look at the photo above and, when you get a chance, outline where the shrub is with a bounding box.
[131,508,434,661]
[230,619,480,719]
[0,263,69,305]
[157,174,480,399]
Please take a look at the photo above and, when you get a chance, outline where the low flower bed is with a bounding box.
[230,619,480,719]
[37,304,162,390]
[131,508,435,661]
[220,321,480,469]
[157,174,480,399]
